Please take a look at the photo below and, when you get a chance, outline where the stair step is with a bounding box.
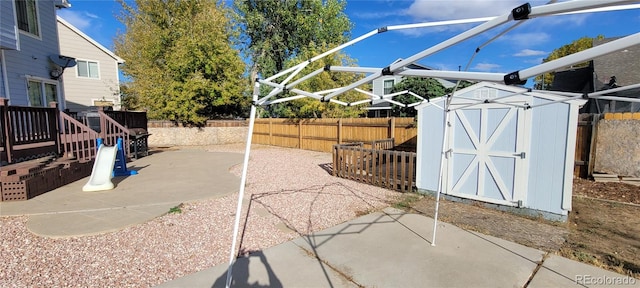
[1,156,56,177]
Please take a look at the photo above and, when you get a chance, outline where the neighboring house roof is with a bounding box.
[593,37,640,87]
[546,36,640,113]
[56,16,124,64]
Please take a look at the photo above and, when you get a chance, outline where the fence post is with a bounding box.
[587,114,600,177]
[389,117,396,146]
[298,119,303,149]
[332,144,338,177]
[338,118,342,144]
[268,118,273,146]
[0,98,14,163]
[49,102,62,157]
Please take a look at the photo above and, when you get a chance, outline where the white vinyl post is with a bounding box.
[226,83,260,288]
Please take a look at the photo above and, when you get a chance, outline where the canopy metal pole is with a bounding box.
[431,95,452,246]
[225,82,260,288]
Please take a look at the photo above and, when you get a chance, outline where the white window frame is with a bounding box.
[76,59,101,79]
[15,0,41,39]
[383,79,395,95]
[26,77,59,107]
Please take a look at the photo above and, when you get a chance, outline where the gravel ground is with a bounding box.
[0,145,400,287]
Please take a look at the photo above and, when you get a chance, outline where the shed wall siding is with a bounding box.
[57,21,121,112]
[2,0,61,106]
[526,97,570,215]
[416,102,445,192]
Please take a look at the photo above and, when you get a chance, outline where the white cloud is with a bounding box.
[85,12,100,19]
[514,49,546,57]
[537,13,589,27]
[57,10,98,30]
[502,32,550,46]
[352,10,407,20]
[524,57,544,64]
[473,62,501,72]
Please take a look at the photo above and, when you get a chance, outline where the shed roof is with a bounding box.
[415,81,588,110]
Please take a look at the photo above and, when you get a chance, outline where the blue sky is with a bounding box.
[58,0,639,82]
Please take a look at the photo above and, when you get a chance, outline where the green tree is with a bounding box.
[534,35,604,90]
[114,0,247,125]
[234,0,352,81]
[389,77,446,117]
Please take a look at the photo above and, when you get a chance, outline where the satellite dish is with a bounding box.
[49,55,77,68]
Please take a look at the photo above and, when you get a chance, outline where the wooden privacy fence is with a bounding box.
[574,114,598,178]
[252,117,417,153]
[333,143,416,192]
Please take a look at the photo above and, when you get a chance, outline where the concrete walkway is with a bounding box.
[0,149,242,237]
[158,207,639,288]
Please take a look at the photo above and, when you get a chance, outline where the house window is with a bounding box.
[15,0,39,36]
[77,60,100,78]
[383,79,394,95]
[27,79,58,107]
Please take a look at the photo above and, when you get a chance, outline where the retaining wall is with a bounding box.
[147,120,248,146]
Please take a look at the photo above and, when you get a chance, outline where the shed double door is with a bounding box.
[444,99,530,207]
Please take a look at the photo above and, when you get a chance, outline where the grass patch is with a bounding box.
[393,193,421,210]
[168,205,183,214]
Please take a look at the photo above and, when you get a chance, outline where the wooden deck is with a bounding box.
[1,100,149,201]
[0,156,93,201]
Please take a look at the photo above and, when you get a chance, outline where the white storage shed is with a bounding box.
[416,82,586,221]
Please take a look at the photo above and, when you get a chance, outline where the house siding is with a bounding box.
[372,75,403,96]
[2,0,62,106]
[57,18,122,112]
[0,52,5,98]
[0,0,19,50]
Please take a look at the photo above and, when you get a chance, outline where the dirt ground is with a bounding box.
[404,178,640,279]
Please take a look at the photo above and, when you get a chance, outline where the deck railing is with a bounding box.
[59,112,100,162]
[372,138,395,150]
[1,98,151,165]
[102,110,148,130]
[333,143,416,193]
[98,108,132,158]
[0,99,60,164]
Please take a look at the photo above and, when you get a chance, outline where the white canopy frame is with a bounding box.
[225,1,640,286]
